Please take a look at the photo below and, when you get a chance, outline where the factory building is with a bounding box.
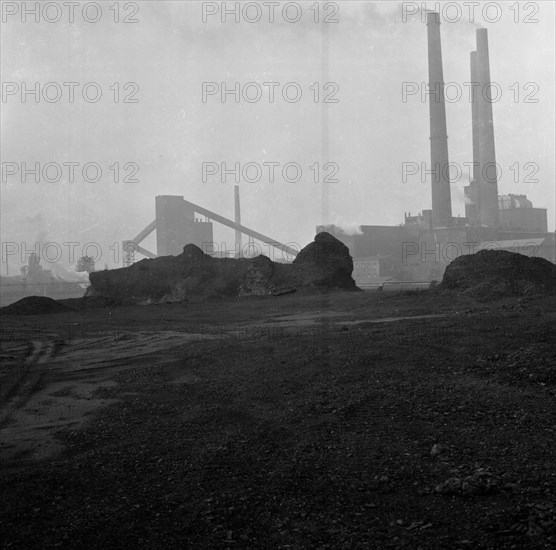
[123,188,298,265]
[320,13,554,287]
[155,195,213,257]
[497,195,548,234]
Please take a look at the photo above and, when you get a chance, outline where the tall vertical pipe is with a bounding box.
[476,28,499,227]
[426,12,452,228]
[464,50,481,225]
[470,51,480,185]
[234,185,242,257]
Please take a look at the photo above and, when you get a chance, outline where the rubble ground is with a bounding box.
[1,290,555,549]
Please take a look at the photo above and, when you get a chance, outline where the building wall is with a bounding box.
[499,208,548,233]
[496,231,556,263]
[353,258,392,279]
[156,195,214,256]
[187,222,213,252]
[464,182,481,225]
[319,223,555,283]
[353,260,379,281]
[353,226,406,259]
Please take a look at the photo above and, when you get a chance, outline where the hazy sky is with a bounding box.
[1,1,554,268]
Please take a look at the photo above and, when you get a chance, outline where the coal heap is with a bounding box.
[292,231,356,288]
[2,296,75,315]
[440,250,556,298]
[86,232,358,304]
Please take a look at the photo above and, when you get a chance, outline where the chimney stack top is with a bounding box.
[426,11,441,25]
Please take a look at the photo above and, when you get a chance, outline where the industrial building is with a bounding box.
[123,12,553,287]
[155,195,214,257]
[123,186,297,266]
[0,253,86,306]
[320,13,554,287]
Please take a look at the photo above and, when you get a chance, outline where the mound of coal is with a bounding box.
[2,296,75,315]
[292,231,357,289]
[86,232,358,304]
[441,250,556,298]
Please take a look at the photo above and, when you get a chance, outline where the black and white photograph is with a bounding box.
[1,1,555,547]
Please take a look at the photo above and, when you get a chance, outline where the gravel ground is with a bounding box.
[1,291,555,549]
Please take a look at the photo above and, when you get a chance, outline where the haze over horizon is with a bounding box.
[1,1,554,270]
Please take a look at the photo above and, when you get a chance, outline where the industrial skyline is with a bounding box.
[1,1,555,273]
[2,5,556,546]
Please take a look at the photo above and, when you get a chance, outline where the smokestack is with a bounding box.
[464,50,481,225]
[234,185,242,257]
[476,28,499,227]
[470,51,480,185]
[426,12,452,228]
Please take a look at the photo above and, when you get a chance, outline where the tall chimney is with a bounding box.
[476,28,499,227]
[470,51,480,185]
[234,185,242,257]
[464,50,481,225]
[426,12,452,228]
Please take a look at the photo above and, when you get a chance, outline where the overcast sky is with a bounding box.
[1,0,554,268]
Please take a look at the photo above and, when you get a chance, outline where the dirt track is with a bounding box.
[1,290,555,548]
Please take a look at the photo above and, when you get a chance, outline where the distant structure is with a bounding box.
[2,250,89,307]
[119,14,553,284]
[320,14,554,287]
[76,256,96,274]
[427,10,452,228]
[155,195,214,257]
[21,253,54,286]
[123,188,297,266]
